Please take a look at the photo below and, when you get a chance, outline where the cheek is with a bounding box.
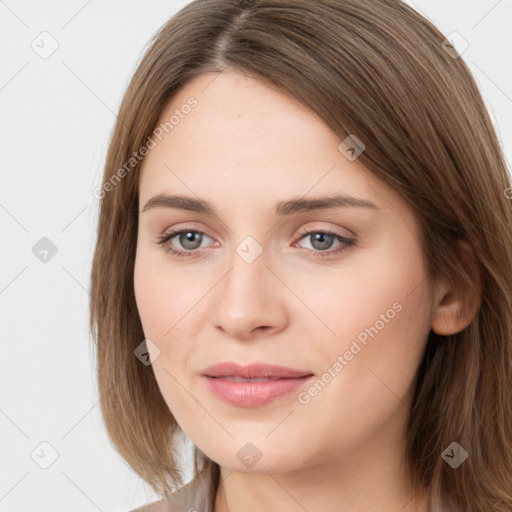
[299,231,429,366]
[134,252,195,418]
[133,255,163,338]
[133,248,205,370]
[303,240,432,419]
[133,253,186,366]
[134,246,189,338]
[283,234,429,351]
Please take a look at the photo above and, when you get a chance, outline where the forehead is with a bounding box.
[138,70,399,214]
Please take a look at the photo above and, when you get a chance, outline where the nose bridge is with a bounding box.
[213,236,284,337]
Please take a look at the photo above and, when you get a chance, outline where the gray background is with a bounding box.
[1,1,511,510]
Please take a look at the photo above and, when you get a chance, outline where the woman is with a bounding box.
[89,1,512,510]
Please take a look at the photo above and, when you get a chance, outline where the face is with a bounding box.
[134,70,434,475]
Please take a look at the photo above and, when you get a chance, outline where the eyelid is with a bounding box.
[294,223,355,240]
[159,222,216,241]
[159,222,353,242]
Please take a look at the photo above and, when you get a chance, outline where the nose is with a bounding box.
[213,244,288,340]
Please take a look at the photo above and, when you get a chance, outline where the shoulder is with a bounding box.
[126,470,216,512]
[128,499,168,512]
[432,492,464,512]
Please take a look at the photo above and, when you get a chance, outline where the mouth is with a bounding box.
[201,362,314,408]
[218,376,285,382]
[202,362,313,379]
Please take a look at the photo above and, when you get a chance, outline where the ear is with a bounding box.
[431,240,482,336]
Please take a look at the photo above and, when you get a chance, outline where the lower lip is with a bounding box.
[202,375,314,408]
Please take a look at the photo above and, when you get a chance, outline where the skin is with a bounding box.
[134,69,479,512]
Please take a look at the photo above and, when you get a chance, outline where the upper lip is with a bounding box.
[202,362,313,379]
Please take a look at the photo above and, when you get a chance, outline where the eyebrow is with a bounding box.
[141,193,379,216]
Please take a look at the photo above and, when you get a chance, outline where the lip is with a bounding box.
[201,362,314,408]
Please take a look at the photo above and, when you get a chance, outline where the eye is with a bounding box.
[295,229,356,258]
[156,227,357,259]
[157,229,214,258]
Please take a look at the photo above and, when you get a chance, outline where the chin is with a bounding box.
[197,438,311,475]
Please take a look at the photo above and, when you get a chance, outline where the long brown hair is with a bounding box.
[89,1,512,509]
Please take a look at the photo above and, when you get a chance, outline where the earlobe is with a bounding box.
[430,240,482,336]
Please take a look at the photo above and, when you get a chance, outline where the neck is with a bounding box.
[213,410,430,512]
[214,463,429,512]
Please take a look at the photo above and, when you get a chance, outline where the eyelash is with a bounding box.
[156,227,357,259]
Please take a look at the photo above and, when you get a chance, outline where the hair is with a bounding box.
[89,0,512,510]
